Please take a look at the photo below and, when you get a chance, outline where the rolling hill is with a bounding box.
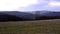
[0,11,60,21]
[0,11,35,21]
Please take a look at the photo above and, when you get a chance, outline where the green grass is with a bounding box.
[0,19,60,34]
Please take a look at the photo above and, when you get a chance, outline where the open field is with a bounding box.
[0,19,60,34]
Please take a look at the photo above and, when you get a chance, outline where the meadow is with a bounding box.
[0,19,60,34]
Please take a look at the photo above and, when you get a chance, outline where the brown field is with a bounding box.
[0,19,60,34]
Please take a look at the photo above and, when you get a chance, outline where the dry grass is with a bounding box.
[0,19,60,34]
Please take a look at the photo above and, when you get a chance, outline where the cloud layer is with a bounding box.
[0,0,38,11]
[19,0,60,11]
[0,0,60,11]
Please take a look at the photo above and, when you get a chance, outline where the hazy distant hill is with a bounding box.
[40,11,60,19]
[0,11,60,21]
[32,11,60,19]
[0,11,35,21]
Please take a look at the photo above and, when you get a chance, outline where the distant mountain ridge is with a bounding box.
[0,11,60,21]
[30,11,60,19]
[0,11,36,21]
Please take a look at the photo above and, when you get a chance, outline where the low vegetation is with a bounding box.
[0,19,60,34]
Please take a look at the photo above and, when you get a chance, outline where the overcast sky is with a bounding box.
[0,0,60,11]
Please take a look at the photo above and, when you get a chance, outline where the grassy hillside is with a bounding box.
[0,19,60,34]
